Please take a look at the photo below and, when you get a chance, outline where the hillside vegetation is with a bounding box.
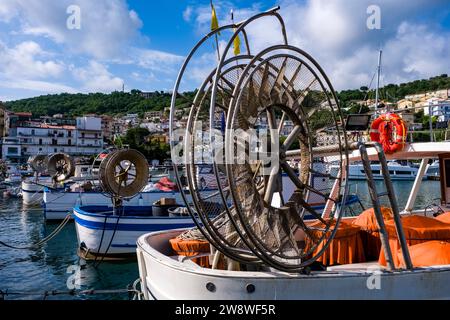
[2,74,449,117]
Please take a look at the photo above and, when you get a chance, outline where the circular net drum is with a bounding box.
[170,7,349,272]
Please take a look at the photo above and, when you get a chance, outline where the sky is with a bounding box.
[0,0,449,102]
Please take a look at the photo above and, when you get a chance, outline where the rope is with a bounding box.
[0,279,143,300]
[93,206,123,268]
[0,213,71,250]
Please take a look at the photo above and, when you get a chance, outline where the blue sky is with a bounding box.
[0,0,449,102]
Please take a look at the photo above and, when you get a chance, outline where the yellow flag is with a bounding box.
[233,29,241,56]
[211,4,220,35]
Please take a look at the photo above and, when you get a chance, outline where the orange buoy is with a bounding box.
[370,113,407,154]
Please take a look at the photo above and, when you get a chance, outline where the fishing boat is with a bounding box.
[72,148,220,259]
[135,8,450,300]
[22,163,91,206]
[44,181,186,221]
[136,142,450,300]
[74,205,196,259]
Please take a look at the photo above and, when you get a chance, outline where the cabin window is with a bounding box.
[372,170,380,175]
[389,170,395,175]
[396,171,411,175]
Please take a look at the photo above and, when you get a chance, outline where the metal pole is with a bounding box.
[372,143,413,270]
[429,106,434,142]
[358,143,396,271]
[404,158,429,213]
[374,50,382,111]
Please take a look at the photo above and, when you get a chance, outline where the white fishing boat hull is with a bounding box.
[44,189,188,221]
[136,229,450,300]
[74,207,195,257]
[21,180,52,206]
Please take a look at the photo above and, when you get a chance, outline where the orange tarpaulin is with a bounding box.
[436,212,450,224]
[397,241,450,267]
[379,215,450,267]
[304,220,365,266]
[352,207,393,260]
[169,238,211,267]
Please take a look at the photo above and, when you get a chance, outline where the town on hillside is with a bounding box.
[1,84,449,165]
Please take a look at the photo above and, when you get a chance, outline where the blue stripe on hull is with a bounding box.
[74,214,194,232]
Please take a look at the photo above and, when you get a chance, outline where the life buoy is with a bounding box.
[370,113,407,154]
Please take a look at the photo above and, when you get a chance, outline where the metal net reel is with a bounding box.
[28,155,49,174]
[170,7,349,272]
[90,147,118,188]
[47,153,75,182]
[98,149,149,205]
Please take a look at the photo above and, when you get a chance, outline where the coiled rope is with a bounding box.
[0,213,72,250]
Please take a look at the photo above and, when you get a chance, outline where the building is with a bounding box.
[2,116,104,162]
[405,89,449,101]
[4,111,32,136]
[100,115,114,141]
[144,111,163,120]
[424,98,450,122]
[0,107,5,138]
[121,113,140,127]
[397,99,414,110]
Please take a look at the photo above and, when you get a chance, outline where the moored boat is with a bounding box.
[74,205,195,259]
[135,7,450,300]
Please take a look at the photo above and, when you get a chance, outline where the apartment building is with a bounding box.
[2,116,103,162]
[424,98,450,122]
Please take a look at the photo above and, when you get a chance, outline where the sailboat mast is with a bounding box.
[375,50,382,111]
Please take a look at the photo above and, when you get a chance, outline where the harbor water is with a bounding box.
[0,179,442,300]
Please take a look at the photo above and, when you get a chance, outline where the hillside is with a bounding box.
[2,90,196,118]
[2,74,449,117]
[338,74,449,110]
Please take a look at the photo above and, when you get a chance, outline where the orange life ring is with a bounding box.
[369,113,407,154]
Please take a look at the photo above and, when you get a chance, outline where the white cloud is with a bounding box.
[72,61,124,93]
[183,6,193,22]
[0,0,20,22]
[136,49,184,73]
[185,0,450,90]
[7,0,143,59]
[0,41,65,79]
[0,79,76,93]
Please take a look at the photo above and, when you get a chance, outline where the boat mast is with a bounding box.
[375,49,382,112]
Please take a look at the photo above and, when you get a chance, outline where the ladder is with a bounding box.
[357,142,413,271]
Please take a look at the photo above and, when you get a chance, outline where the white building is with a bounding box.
[424,98,450,122]
[2,116,104,162]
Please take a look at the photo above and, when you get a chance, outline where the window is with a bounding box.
[39,148,42,152]
[52,139,57,145]
[54,148,57,153]
[68,131,72,137]
[7,147,18,155]
[31,129,35,135]
[81,132,85,138]
[39,139,42,145]
[68,139,72,146]
[23,147,27,153]
[396,171,412,175]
